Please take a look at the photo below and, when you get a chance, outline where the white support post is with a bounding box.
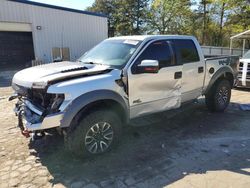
[243,39,246,56]
[230,39,233,55]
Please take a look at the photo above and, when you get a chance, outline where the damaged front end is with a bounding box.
[10,84,64,138]
[9,62,117,139]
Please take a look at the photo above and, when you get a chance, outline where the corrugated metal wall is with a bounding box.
[0,0,108,63]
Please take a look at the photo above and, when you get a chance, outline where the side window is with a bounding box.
[172,39,200,64]
[134,41,173,71]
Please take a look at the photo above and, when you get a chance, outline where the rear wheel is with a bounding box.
[205,79,231,112]
[65,109,122,158]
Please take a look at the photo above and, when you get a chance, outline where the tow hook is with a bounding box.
[9,93,18,101]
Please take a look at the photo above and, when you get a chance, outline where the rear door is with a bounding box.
[127,40,183,118]
[171,39,205,102]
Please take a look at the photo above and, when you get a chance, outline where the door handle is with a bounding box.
[174,71,182,79]
[198,66,204,73]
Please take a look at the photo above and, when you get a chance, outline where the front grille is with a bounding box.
[239,62,250,70]
[238,62,250,80]
[14,84,64,116]
[28,89,55,110]
[13,84,52,110]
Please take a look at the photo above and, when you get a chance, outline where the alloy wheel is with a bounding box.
[217,86,229,107]
[84,122,114,154]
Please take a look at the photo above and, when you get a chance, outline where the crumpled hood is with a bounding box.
[12,61,111,88]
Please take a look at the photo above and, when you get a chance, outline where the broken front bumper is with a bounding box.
[14,99,64,134]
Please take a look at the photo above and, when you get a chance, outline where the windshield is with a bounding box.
[243,50,250,59]
[78,39,141,68]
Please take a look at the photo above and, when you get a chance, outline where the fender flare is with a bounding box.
[60,90,129,128]
[204,66,234,95]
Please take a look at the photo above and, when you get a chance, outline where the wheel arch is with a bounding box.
[60,90,129,128]
[204,66,234,95]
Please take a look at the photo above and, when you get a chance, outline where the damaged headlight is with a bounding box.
[49,94,65,113]
[32,81,47,89]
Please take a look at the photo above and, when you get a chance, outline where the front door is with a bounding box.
[127,40,183,119]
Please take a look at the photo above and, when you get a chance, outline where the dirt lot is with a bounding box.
[0,86,250,188]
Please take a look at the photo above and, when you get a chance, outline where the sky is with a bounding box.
[28,0,95,11]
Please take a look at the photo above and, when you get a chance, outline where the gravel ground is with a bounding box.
[0,86,249,188]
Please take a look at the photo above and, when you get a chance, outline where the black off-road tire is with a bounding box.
[64,109,122,158]
[205,79,231,112]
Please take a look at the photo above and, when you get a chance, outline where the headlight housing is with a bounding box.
[32,81,47,89]
[49,94,65,113]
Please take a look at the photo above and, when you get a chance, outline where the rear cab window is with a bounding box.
[171,39,200,64]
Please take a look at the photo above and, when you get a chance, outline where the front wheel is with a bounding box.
[205,79,231,112]
[64,109,122,158]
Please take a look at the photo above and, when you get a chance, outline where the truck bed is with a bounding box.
[204,55,239,60]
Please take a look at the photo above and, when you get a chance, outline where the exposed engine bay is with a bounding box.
[10,84,65,138]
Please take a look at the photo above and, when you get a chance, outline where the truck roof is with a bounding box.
[107,35,196,42]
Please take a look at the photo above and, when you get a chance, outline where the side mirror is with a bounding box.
[137,60,159,74]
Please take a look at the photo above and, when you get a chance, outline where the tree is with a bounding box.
[194,0,249,47]
[207,0,230,46]
[87,0,250,48]
[114,0,149,35]
[148,0,192,34]
[86,0,117,37]
[225,0,250,48]
[225,0,250,31]
[196,0,214,45]
[87,0,149,36]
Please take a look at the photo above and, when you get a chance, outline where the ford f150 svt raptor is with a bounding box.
[10,35,239,157]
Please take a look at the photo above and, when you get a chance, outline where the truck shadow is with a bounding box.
[234,87,250,92]
[28,101,250,187]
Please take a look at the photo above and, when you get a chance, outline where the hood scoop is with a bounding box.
[61,66,88,73]
[12,61,112,88]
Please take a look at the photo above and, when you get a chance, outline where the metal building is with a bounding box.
[0,0,108,70]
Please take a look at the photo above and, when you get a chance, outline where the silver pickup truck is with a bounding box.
[10,35,239,157]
